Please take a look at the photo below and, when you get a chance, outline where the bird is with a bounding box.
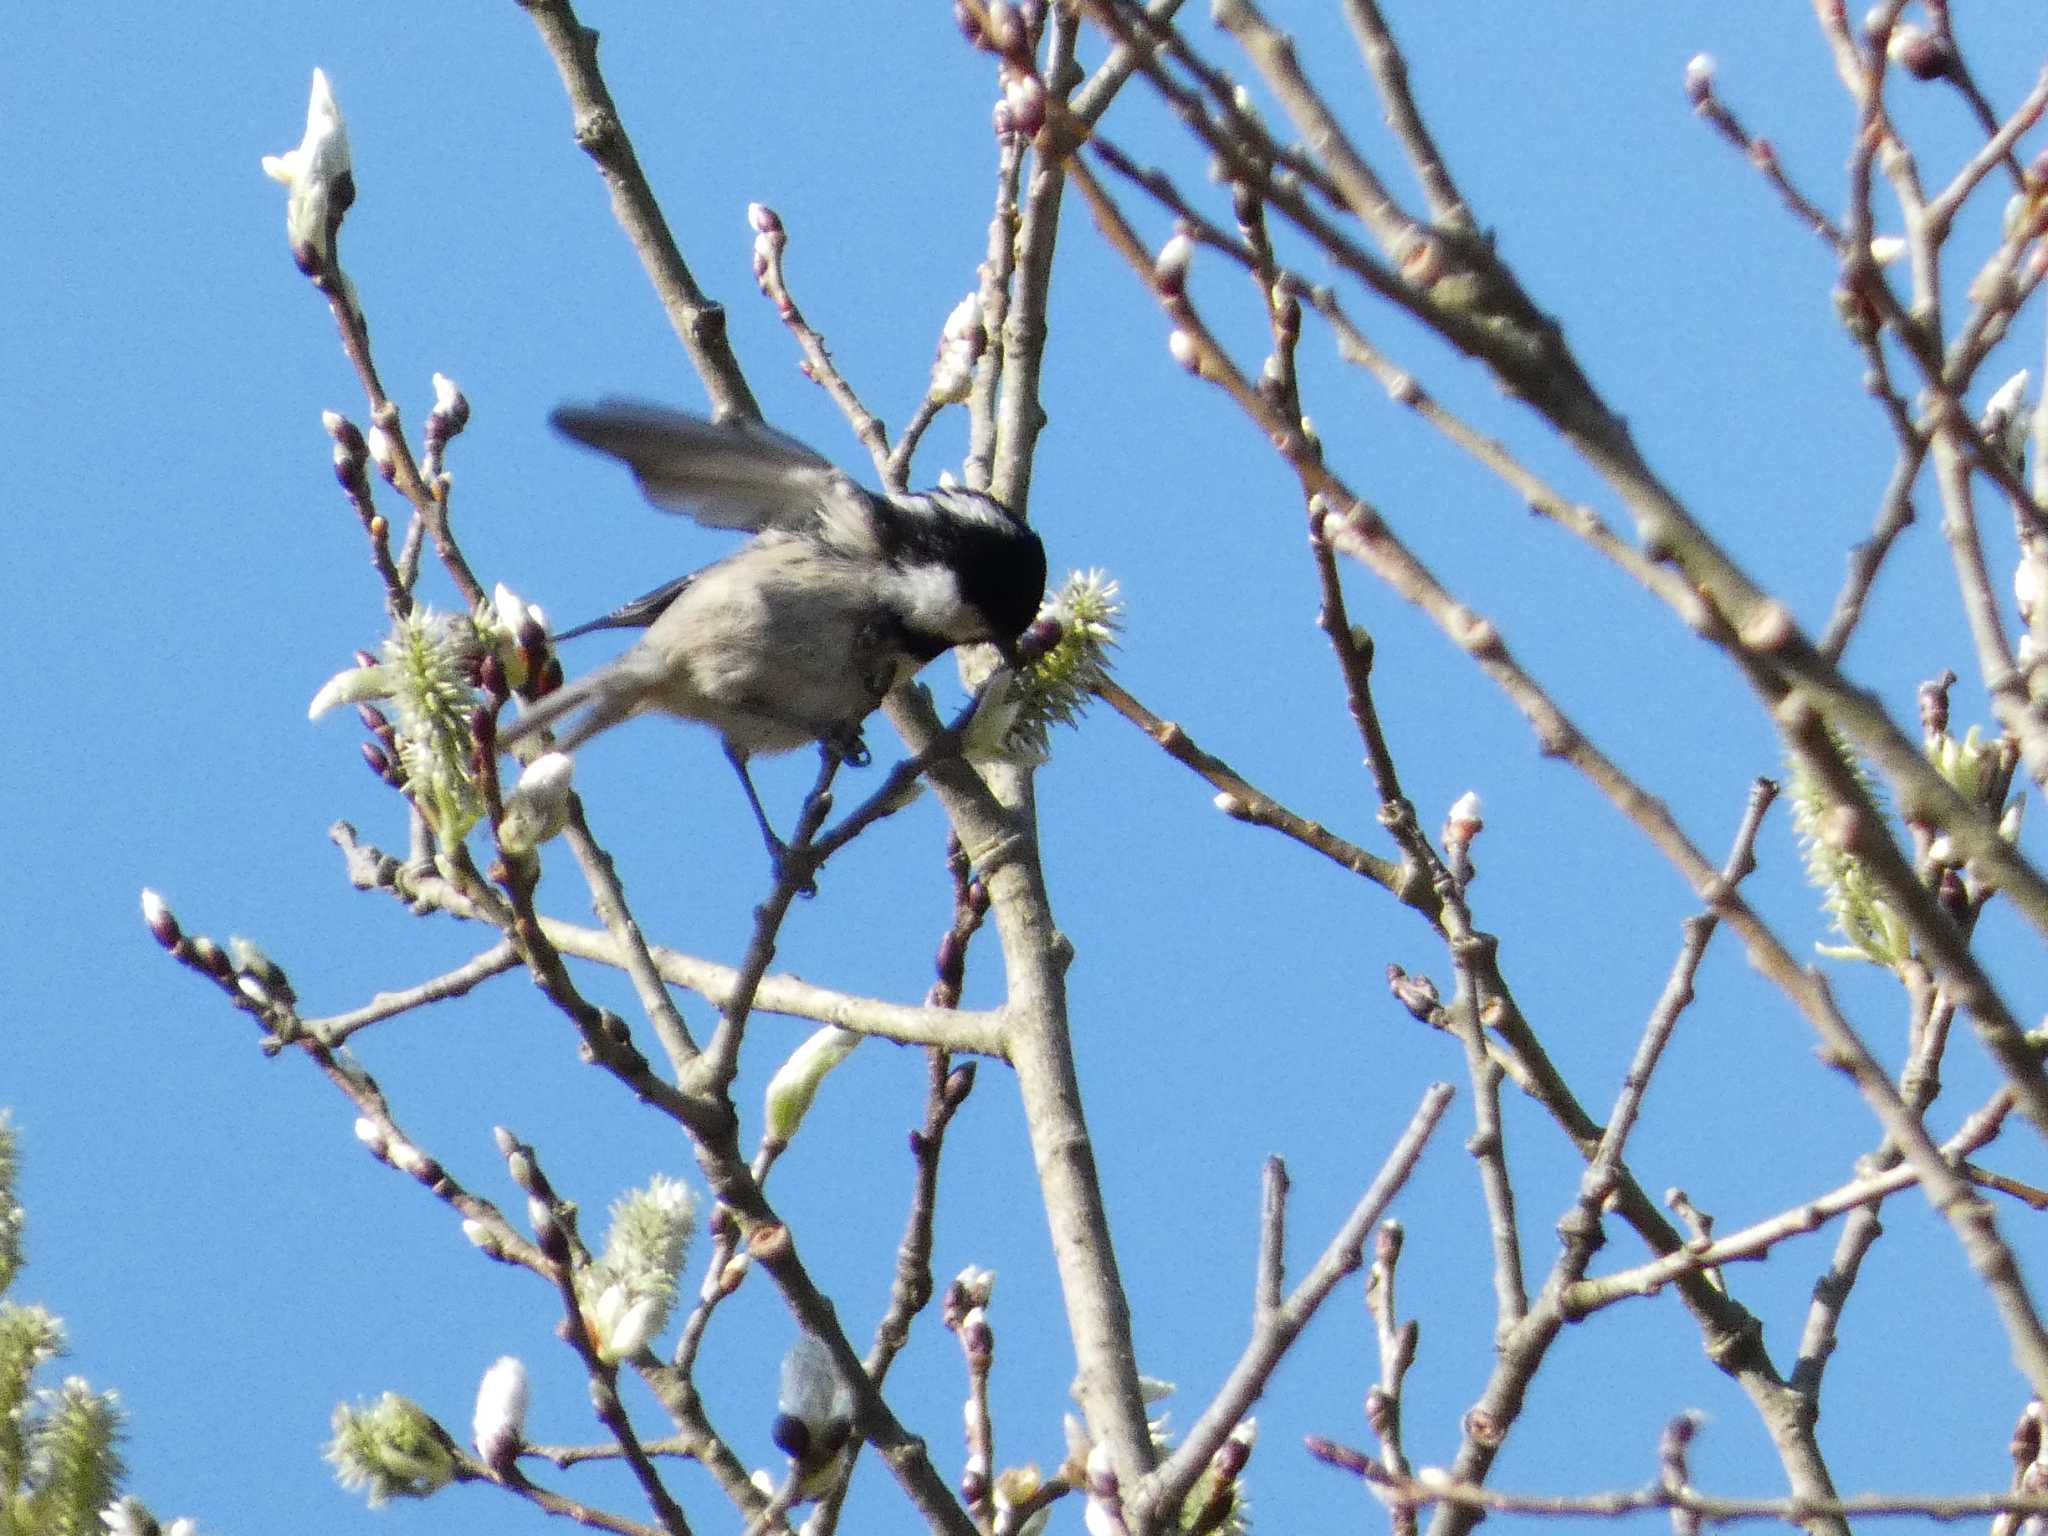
[499,401,1047,870]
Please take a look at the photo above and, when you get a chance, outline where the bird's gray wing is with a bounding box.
[552,572,695,640]
[553,401,857,534]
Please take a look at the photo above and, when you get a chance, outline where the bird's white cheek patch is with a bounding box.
[894,563,976,639]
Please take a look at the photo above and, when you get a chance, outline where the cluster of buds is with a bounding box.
[956,0,1043,49]
[944,1264,998,1329]
[141,890,250,1005]
[928,292,987,405]
[968,2,1048,138]
[352,1116,442,1187]
[357,701,405,790]
[495,1126,570,1266]
[959,0,1049,137]
[324,411,373,503]
[228,934,299,1019]
[482,584,556,702]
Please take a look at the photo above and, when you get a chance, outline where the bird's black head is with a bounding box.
[959,517,1048,645]
[882,488,1047,657]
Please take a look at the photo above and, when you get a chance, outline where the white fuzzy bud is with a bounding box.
[365,424,396,478]
[499,752,575,855]
[1153,232,1194,295]
[471,1355,529,1475]
[1444,790,1484,845]
[928,292,985,404]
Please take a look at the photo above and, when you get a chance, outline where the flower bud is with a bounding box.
[1387,964,1440,1020]
[1683,53,1716,104]
[499,752,575,855]
[365,425,396,481]
[1887,23,1956,81]
[1002,73,1046,138]
[141,889,181,950]
[472,1356,529,1476]
[188,934,231,977]
[1443,790,1484,847]
[261,69,354,276]
[1153,232,1194,298]
[763,1026,863,1143]
[427,372,469,438]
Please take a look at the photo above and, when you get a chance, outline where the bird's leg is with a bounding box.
[824,723,871,769]
[725,744,817,897]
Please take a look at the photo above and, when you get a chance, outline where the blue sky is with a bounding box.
[10,6,2048,1534]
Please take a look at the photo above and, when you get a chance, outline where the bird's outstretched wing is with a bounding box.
[553,401,855,533]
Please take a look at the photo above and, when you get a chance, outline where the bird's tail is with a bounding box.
[498,655,647,756]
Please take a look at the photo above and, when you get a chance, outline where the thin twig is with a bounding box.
[1128,1082,1455,1530]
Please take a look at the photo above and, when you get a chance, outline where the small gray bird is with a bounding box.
[500,402,1047,865]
